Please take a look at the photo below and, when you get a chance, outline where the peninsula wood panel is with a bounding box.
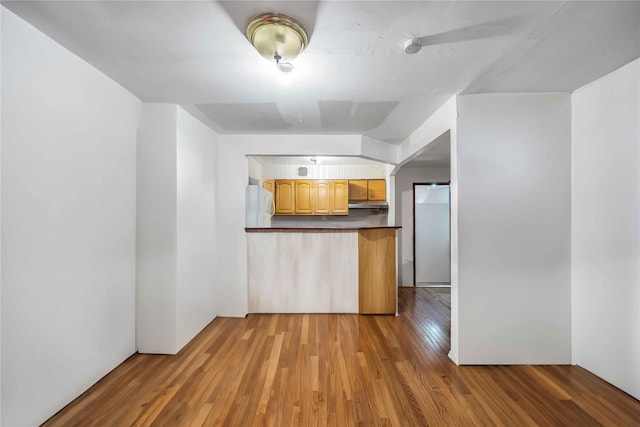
[247,232,358,313]
[358,228,396,314]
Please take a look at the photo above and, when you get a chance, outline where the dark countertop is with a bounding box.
[245,226,401,233]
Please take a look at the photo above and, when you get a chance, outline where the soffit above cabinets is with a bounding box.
[254,156,387,167]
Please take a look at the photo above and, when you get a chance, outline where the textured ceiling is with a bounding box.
[4,1,639,145]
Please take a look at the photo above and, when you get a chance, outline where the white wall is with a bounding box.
[137,104,219,354]
[176,107,218,351]
[361,136,397,164]
[247,156,262,181]
[394,167,450,286]
[136,104,178,354]
[456,93,572,364]
[572,58,640,399]
[1,9,140,426]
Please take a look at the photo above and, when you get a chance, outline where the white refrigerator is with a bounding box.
[246,185,275,227]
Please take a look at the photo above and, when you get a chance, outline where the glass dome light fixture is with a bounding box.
[246,13,308,73]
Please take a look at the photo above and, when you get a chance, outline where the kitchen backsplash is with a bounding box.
[262,164,387,180]
[271,209,388,227]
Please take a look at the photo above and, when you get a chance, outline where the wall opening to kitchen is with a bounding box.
[246,155,392,228]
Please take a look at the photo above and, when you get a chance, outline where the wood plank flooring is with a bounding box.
[43,288,639,426]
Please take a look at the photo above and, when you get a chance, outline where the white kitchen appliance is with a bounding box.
[246,184,275,227]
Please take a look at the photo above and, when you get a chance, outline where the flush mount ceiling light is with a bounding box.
[246,13,308,72]
[404,38,422,54]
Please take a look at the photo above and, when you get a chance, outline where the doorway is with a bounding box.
[413,183,451,287]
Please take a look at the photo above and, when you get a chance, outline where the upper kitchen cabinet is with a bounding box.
[275,180,295,215]
[295,180,313,214]
[348,180,368,201]
[348,179,387,202]
[332,180,349,215]
[367,180,386,201]
[271,179,350,215]
[312,180,332,215]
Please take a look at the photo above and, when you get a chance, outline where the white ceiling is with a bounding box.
[4,1,639,146]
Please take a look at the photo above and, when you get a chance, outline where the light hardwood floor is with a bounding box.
[43,288,639,426]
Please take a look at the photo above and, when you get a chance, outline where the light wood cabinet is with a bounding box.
[348,180,368,201]
[274,180,295,215]
[312,180,332,215]
[271,179,379,215]
[358,228,397,314]
[332,180,349,215]
[295,180,313,214]
[367,179,386,201]
[349,179,386,201]
[261,179,275,195]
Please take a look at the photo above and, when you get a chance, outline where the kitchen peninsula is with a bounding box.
[245,226,400,314]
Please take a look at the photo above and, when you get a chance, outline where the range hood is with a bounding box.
[348,200,389,210]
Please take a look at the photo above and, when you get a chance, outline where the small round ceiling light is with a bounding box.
[246,13,308,70]
[404,38,422,54]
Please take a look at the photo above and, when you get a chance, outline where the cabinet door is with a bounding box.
[332,180,349,215]
[313,180,332,215]
[295,180,313,214]
[367,179,386,201]
[348,180,368,201]
[274,180,295,215]
[261,179,275,195]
